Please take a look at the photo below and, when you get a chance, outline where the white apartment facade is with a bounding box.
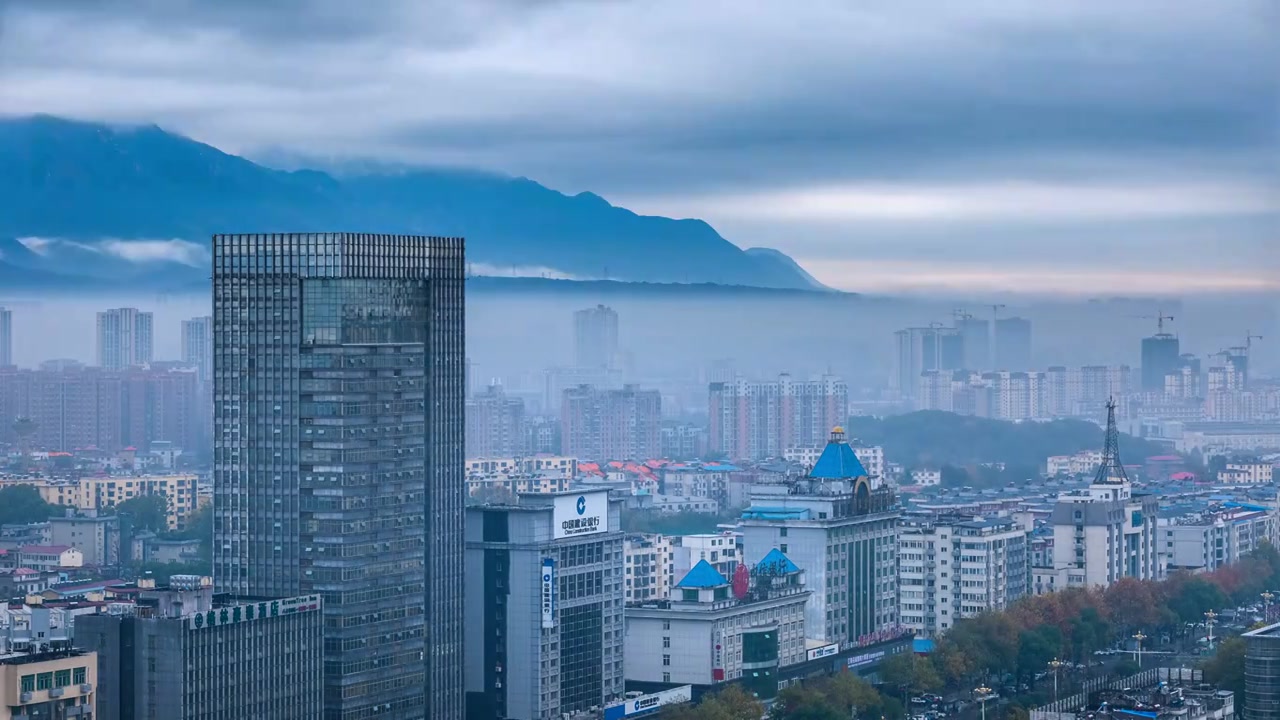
[898,515,1029,637]
[1047,451,1104,477]
[625,555,810,691]
[672,533,740,580]
[1219,460,1276,484]
[1049,479,1160,589]
[1161,507,1279,573]
[625,533,676,604]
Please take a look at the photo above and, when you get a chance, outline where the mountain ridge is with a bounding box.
[0,115,828,291]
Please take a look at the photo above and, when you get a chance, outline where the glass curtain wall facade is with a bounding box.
[212,233,465,720]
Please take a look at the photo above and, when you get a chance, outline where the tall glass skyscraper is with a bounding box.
[212,233,465,720]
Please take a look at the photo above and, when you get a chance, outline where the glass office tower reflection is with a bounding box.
[212,234,465,720]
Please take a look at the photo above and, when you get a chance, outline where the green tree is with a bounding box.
[1068,608,1111,660]
[169,503,212,560]
[115,494,170,534]
[1202,636,1245,701]
[825,671,883,716]
[0,485,57,526]
[1167,576,1227,623]
[1017,625,1063,681]
[880,653,942,694]
[665,685,763,720]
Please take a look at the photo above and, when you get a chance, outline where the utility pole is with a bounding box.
[975,687,993,720]
[1133,631,1147,668]
[1048,658,1066,702]
[1205,610,1217,651]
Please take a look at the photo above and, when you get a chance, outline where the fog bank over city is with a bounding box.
[4,287,1275,398]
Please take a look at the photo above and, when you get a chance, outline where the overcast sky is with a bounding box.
[1,0,1277,294]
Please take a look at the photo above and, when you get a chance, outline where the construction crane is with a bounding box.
[1245,330,1264,353]
[1131,311,1175,334]
[990,304,1006,322]
[953,308,975,322]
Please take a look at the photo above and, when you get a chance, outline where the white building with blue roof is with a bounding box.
[740,427,901,650]
[623,549,810,701]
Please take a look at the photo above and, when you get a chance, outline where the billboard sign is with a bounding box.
[847,650,886,669]
[807,643,839,661]
[604,686,693,720]
[553,492,609,540]
[541,558,556,629]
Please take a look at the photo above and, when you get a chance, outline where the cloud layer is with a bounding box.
[1,0,1276,293]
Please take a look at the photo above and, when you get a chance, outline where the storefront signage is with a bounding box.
[847,650,886,669]
[807,643,839,661]
[541,558,556,629]
[189,594,320,630]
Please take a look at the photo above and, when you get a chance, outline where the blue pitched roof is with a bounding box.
[809,439,869,479]
[676,560,728,589]
[756,548,800,575]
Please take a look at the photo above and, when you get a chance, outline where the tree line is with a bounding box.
[895,543,1280,693]
[844,411,1172,488]
[671,543,1280,720]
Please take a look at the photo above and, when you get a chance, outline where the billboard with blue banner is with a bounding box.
[603,686,693,720]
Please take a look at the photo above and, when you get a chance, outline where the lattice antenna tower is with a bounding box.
[1093,397,1129,485]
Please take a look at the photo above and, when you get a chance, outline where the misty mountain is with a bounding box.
[0,115,823,290]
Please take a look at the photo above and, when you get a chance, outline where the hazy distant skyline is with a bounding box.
[1,0,1276,294]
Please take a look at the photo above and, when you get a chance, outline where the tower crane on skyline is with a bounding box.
[1246,330,1264,353]
[1132,311,1175,334]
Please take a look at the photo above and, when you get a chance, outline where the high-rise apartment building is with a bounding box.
[561,384,661,460]
[898,515,1029,637]
[466,384,527,457]
[1141,331,1181,393]
[574,304,619,370]
[96,307,154,369]
[708,374,847,460]
[0,366,199,451]
[741,429,899,647]
[994,317,1032,370]
[624,533,676,604]
[0,306,12,367]
[956,316,990,370]
[1045,401,1159,590]
[75,575,324,720]
[464,491,625,720]
[212,233,465,720]
[181,316,214,383]
[893,327,964,401]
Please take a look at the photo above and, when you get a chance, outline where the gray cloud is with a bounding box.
[0,0,1276,291]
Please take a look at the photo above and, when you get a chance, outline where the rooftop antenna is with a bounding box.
[1093,397,1129,485]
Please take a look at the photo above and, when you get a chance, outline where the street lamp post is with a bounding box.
[975,686,993,720]
[1205,611,1217,651]
[1132,631,1147,668]
[1048,658,1066,702]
